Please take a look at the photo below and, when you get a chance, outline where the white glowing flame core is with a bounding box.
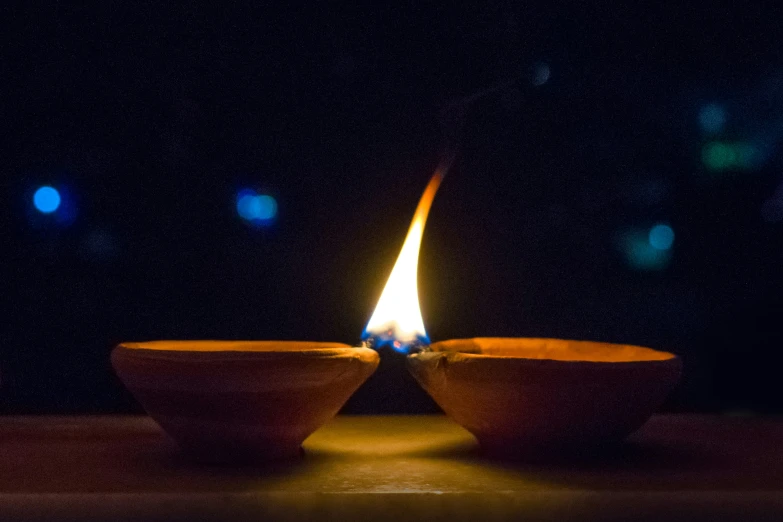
[365,171,444,345]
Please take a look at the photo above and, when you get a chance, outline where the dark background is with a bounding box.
[3,2,782,414]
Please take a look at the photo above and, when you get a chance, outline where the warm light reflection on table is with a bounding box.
[0,415,781,521]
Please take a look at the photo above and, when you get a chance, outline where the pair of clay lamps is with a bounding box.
[112,341,378,462]
[408,337,682,458]
[113,337,681,463]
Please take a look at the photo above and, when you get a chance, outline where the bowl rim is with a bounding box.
[118,340,350,350]
[421,337,679,365]
[114,341,378,360]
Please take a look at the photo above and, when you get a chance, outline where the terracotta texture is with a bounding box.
[111,341,379,462]
[407,338,682,458]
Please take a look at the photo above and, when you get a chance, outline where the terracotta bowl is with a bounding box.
[407,338,681,458]
[112,341,379,463]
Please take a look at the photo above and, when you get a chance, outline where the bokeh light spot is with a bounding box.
[236,191,258,220]
[236,189,277,226]
[254,195,277,220]
[735,142,762,169]
[702,141,736,171]
[702,141,763,172]
[532,62,551,86]
[33,186,61,214]
[618,228,672,271]
[699,103,726,134]
[648,223,675,250]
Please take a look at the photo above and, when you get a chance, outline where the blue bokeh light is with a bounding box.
[33,186,61,214]
[618,227,673,271]
[648,223,675,250]
[254,195,277,220]
[532,62,551,86]
[236,191,259,220]
[236,189,277,226]
[699,103,726,134]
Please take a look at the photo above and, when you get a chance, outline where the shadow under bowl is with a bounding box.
[407,338,682,459]
[112,341,379,463]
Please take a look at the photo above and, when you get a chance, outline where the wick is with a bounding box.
[361,336,431,354]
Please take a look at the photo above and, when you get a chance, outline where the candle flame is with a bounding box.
[362,167,445,353]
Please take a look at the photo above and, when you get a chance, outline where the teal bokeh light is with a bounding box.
[698,103,726,134]
[618,227,673,271]
[648,223,675,250]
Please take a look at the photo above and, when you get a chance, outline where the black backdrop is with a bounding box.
[3,2,783,413]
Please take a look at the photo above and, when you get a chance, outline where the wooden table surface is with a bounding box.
[0,415,781,521]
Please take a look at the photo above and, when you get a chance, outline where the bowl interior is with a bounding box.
[428,337,676,362]
[119,340,353,352]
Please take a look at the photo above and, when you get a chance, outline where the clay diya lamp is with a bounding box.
[111,341,379,462]
[407,337,681,458]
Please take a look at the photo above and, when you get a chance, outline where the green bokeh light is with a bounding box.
[702,141,762,172]
[702,142,736,171]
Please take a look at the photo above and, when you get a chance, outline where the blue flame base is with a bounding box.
[361,331,430,354]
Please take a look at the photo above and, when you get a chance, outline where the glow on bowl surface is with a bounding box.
[112,341,379,462]
[119,340,354,352]
[427,337,677,361]
[408,338,682,459]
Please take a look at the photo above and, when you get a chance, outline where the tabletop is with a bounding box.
[0,414,781,521]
